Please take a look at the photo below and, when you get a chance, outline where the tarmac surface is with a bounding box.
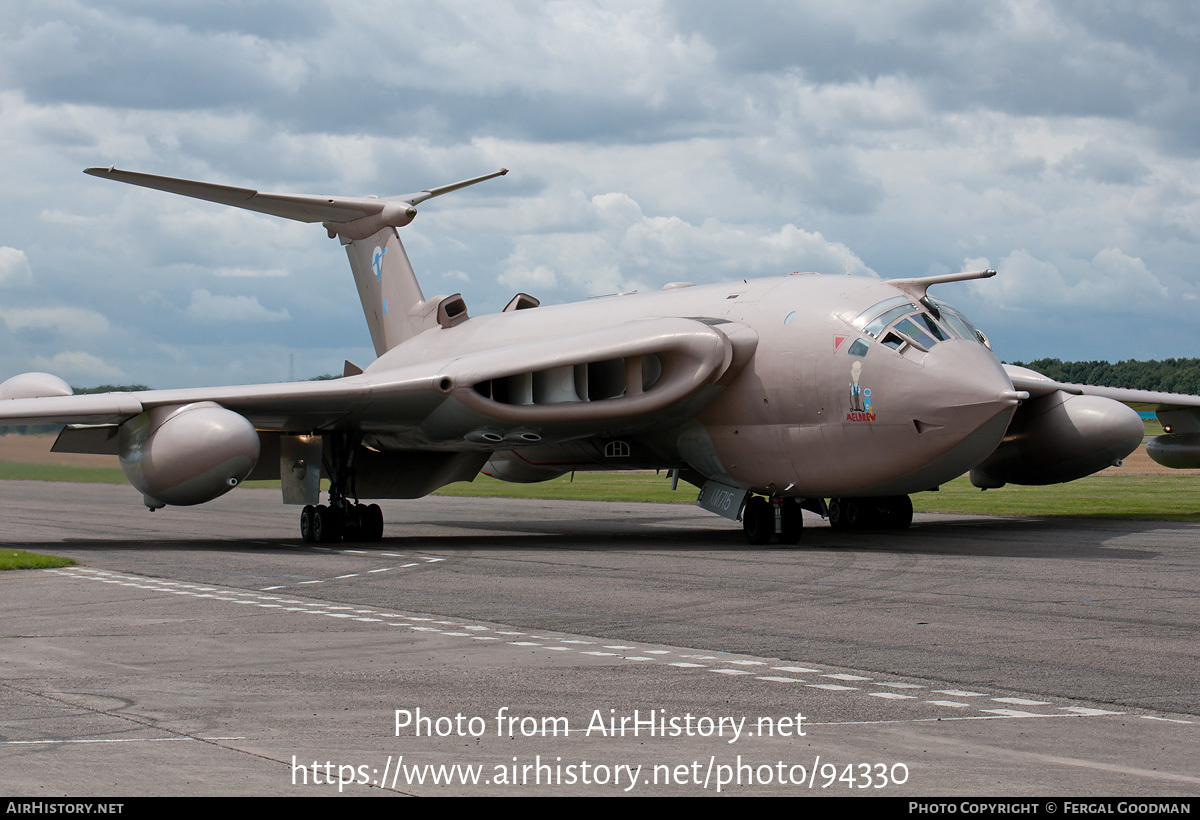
[1,480,1197,796]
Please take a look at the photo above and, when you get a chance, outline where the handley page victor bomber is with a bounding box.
[2,167,1199,544]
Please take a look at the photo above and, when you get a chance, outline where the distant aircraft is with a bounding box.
[1,167,1198,544]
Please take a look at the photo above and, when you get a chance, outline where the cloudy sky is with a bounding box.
[1,0,1197,388]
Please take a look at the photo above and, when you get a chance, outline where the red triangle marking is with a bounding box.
[833,335,847,352]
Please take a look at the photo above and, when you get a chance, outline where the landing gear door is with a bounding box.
[281,435,323,505]
[696,480,748,521]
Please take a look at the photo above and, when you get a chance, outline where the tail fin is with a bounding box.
[84,165,508,355]
[343,227,429,355]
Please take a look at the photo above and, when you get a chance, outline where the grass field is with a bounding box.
[430,471,1200,522]
[0,549,75,570]
[1,427,1197,522]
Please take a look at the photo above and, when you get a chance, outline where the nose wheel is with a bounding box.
[742,496,803,545]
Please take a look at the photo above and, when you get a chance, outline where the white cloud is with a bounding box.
[185,289,290,323]
[30,351,125,382]
[0,306,110,337]
[215,267,290,278]
[969,247,1169,311]
[499,192,874,296]
[0,247,32,287]
[1,1,1198,375]
[1058,140,1152,186]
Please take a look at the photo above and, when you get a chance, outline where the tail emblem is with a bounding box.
[371,246,388,280]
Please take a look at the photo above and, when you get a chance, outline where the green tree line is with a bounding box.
[1010,359,1200,395]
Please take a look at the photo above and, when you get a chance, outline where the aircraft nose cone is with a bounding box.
[827,339,1027,498]
[919,341,1023,420]
[904,341,1023,474]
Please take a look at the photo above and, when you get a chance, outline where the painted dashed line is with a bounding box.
[245,554,450,589]
[47,567,1177,725]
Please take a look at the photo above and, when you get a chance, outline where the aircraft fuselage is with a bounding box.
[365,273,1021,499]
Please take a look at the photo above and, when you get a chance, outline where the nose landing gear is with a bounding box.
[741,496,804,545]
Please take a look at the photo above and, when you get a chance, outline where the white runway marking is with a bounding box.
[47,567,1185,727]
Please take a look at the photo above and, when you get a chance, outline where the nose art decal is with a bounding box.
[847,361,877,422]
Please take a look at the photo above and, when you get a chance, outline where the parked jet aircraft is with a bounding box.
[2,167,1198,544]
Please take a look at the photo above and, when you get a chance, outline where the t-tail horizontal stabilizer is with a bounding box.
[84,166,509,354]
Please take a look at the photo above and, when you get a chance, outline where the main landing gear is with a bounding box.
[298,432,385,543]
[742,495,912,544]
[741,496,804,545]
[300,501,384,543]
[826,495,913,531]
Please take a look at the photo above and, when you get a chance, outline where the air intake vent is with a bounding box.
[473,354,662,406]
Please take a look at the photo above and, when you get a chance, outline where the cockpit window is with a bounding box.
[913,312,949,342]
[847,339,870,357]
[850,296,910,330]
[930,298,985,345]
[849,294,986,353]
[894,317,937,349]
[862,304,917,338]
[939,311,973,340]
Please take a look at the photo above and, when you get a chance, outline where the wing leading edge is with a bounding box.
[1005,365,1200,414]
[0,317,753,442]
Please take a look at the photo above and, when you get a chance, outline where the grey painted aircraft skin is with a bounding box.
[2,167,1198,544]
